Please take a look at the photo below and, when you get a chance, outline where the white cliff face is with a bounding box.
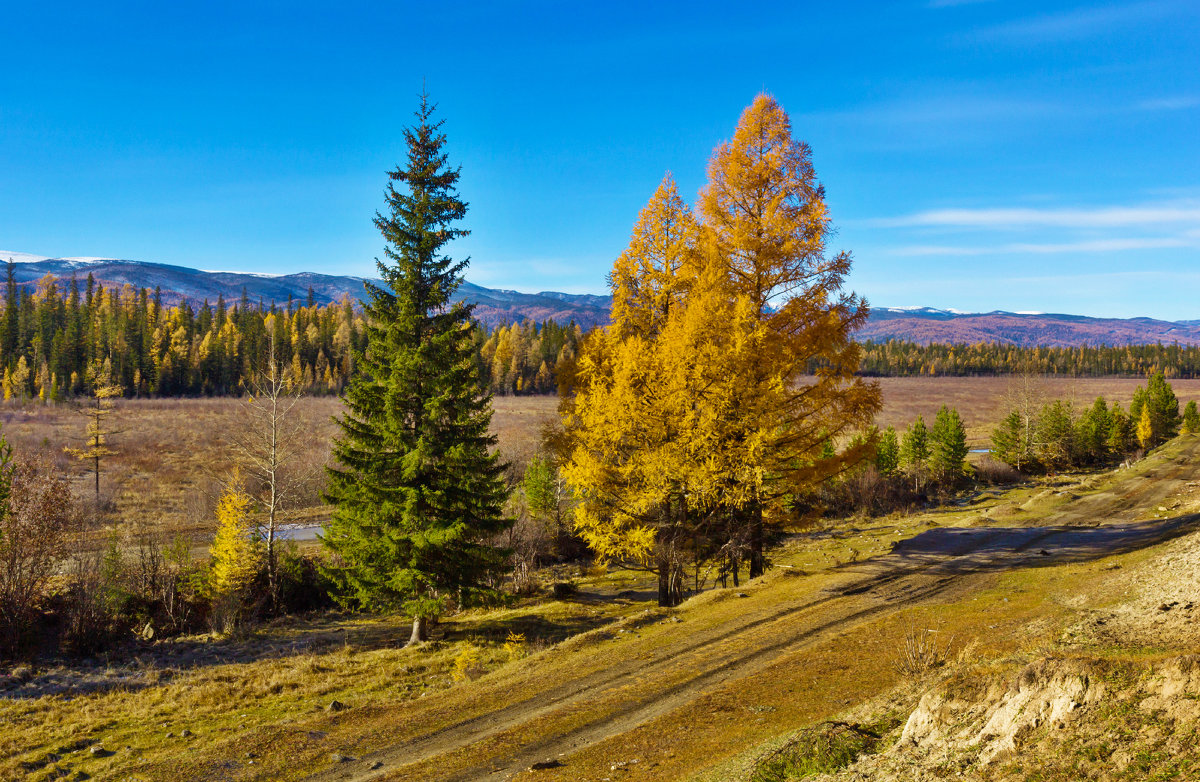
[898,660,1101,762]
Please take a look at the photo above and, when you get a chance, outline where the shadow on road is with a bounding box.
[843,513,1200,580]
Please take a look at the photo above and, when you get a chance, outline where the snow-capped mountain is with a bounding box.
[2,251,1196,345]
[0,252,613,330]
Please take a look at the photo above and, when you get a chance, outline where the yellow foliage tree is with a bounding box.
[565,179,731,604]
[697,93,880,576]
[1137,404,1154,451]
[64,363,123,503]
[607,175,700,339]
[563,96,880,602]
[209,472,260,630]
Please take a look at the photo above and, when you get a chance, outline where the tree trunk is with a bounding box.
[657,558,672,607]
[407,615,428,646]
[266,513,277,612]
[748,502,764,579]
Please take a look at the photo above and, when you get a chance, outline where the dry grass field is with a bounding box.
[2,376,1194,543]
[874,376,1200,447]
[0,395,560,544]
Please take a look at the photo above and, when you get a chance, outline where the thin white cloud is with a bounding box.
[892,237,1192,256]
[805,95,1060,129]
[1007,270,1200,285]
[967,1,1177,44]
[874,203,1200,229]
[1137,96,1200,111]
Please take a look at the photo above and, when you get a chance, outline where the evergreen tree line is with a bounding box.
[871,405,970,482]
[989,373,1191,473]
[817,406,970,516]
[856,339,1200,378]
[0,262,580,400]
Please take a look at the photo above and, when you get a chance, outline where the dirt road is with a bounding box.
[304,438,1200,782]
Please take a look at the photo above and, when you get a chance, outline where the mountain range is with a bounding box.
[3,253,1196,347]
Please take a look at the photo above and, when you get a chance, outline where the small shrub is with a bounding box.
[503,631,527,662]
[897,623,950,677]
[272,548,336,615]
[551,581,577,599]
[750,720,896,782]
[59,549,126,655]
[975,457,1021,485]
[0,456,75,656]
[452,643,483,682]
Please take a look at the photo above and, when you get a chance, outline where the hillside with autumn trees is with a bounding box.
[12,261,1200,404]
[0,265,582,400]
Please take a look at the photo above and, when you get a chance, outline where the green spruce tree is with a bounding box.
[323,94,511,645]
[1108,403,1134,456]
[1182,400,1200,434]
[1144,372,1180,446]
[875,426,900,475]
[1075,397,1112,465]
[929,405,968,481]
[899,416,929,470]
[991,410,1026,471]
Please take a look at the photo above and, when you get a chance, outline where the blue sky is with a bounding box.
[1,1,1197,318]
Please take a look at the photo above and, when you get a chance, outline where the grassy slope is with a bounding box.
[7,437,1197,782]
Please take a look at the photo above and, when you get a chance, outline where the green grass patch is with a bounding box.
[748,714,903,782]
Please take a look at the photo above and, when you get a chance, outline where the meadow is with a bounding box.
[4,432,1199,781]
[6,375,1198,544]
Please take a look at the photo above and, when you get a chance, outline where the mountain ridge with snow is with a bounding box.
[1,252,1194,345]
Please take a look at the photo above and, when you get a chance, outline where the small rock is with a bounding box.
[180,729,193,737]
[165,732,174,738]
[1038,549,1050,556]
[327,700,347,712]
[530,759,563,770]
[330,753,351,763]
[89,745,111,757]
[368,761,383,770]
[736,592,749,598]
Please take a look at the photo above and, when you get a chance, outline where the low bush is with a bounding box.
[974,456,1022,485]
[270,548,336,615]
[750,717,900,781]
[896,623,951,677]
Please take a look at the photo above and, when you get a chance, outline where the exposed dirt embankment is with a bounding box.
[819,476,1200,782]
[827,654,1200,781]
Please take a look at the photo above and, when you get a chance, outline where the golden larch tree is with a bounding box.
[209,471,261,632]
[608,175,701,339]
[65,362,122,504]
[698,93,880,576]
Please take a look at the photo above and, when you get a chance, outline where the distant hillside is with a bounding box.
[0,253,613,331]
[862,307,1200,347]
[3,253,1195,345]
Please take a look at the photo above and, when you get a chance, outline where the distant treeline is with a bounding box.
[0,265,581,400]
[10,265,1195,400]
[856,340,1200,378]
